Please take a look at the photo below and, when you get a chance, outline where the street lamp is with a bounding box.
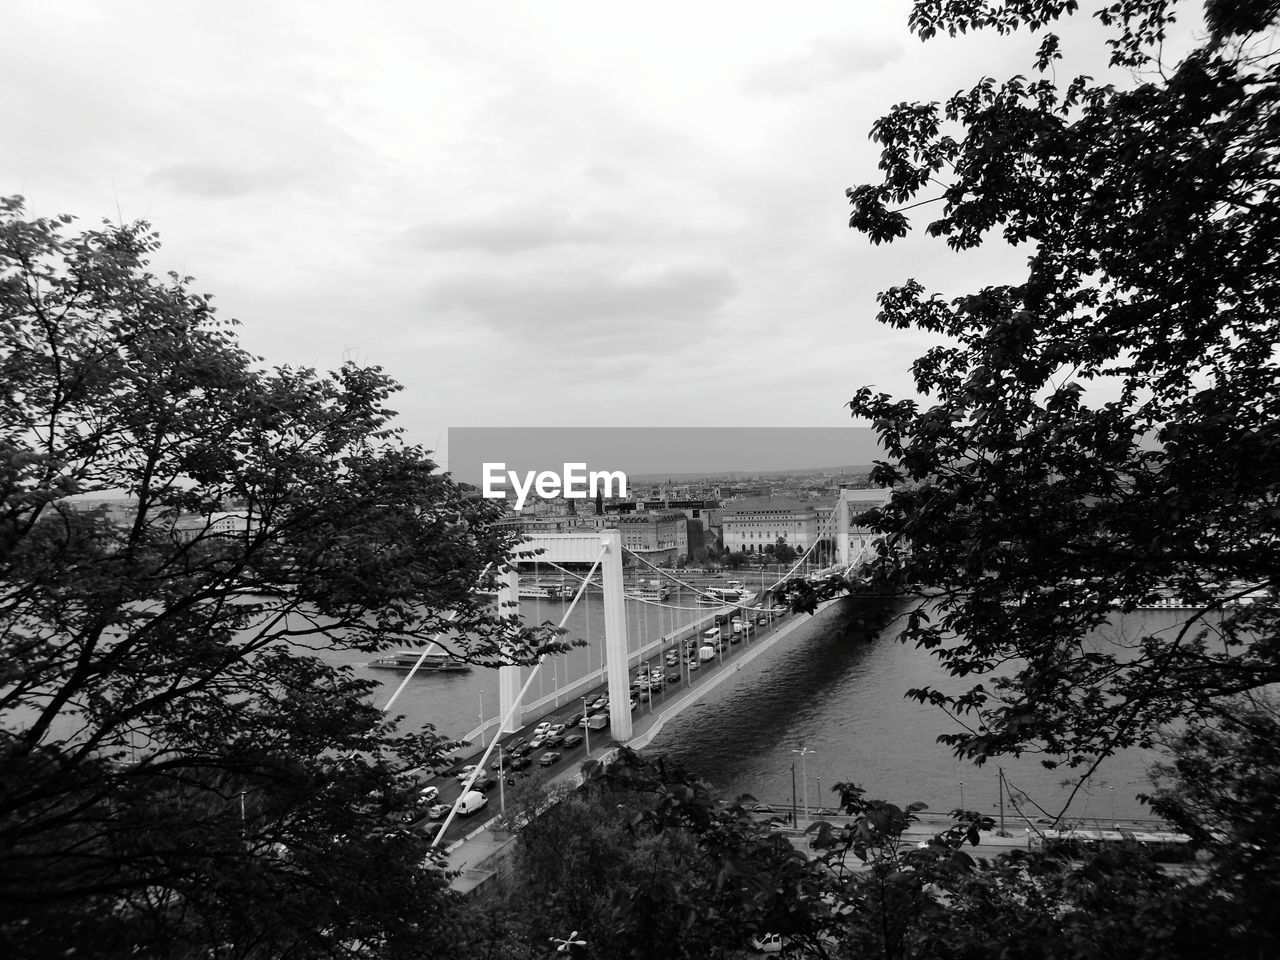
[792,745,812,817]
[498,742,505,813]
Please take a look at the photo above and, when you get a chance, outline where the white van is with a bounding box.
[456,790,488,817]
[699,645,716,663]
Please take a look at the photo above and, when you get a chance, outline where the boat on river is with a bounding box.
[634,579,670,601]
[367,649,471,672]
[699,586,748,606]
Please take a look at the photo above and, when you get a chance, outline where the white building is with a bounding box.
[721,497,818,553]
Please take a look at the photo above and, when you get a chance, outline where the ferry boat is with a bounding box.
[699,586,748,606]
[478,580,567,601]
[519,580,567,600]
[634,579,670,601]
[367,649,472,672]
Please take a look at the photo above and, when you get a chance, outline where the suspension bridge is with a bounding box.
[401,490,883,858]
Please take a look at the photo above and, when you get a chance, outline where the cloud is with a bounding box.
[422,262,739,351]
[744,36,902,96]
[404,209,609,255]
[144,163,299,199]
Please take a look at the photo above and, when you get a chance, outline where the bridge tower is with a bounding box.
[835,487,893,568]
[497,529,632,740]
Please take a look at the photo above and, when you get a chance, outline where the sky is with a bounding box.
[2,2,1191,466]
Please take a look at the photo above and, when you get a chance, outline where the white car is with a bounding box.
[419,785,439,802]
[750,933,785,954]
[454,764,478,783]
[534,721,551,736]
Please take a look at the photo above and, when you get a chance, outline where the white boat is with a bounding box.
[698,586,747,606]
[367,649,471,672]
[634,579,670,601]
[478,580,567,600]
[519,580,567,600]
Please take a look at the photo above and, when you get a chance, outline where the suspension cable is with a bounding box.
[433,546,607,848]
[382,561,494,713]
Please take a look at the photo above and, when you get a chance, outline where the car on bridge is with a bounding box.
[667,671,681,684]
[539,751,562,767]
[456,791,488,817]
[562,733,583,749]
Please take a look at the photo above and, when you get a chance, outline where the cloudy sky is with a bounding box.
[3,2,1174,465]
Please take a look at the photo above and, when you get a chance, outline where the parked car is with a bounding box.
[539,751,562,767]
[750,933,785,954]
[562,733,583,749]
[418,785,439,802]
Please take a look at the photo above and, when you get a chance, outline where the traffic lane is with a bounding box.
[410,609,792,840]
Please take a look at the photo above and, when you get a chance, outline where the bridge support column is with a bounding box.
[497,566,523,734]
[601,529,633,741]
[836,492,851,567]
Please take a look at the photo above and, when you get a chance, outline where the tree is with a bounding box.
[773,538,798,565]
[1141,694,1280,956]
[0,198,562,958]
[828,0,1280,798]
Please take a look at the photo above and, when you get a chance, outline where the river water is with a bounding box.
[349,582,1178,823]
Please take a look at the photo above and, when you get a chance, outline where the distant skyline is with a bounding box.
[447,427,883,487]
[3,3,1203,446]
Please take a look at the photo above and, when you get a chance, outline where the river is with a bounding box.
[348,582,1177,823]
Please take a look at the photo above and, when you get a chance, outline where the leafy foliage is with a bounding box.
[0,198,562,958]
[829,0,1280,793]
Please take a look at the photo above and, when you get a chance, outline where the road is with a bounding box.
[409,605,795,845]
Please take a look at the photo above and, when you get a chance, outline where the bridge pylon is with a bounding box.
[498,529,632,741]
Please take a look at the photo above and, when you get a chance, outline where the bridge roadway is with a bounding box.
[408,598,849,877]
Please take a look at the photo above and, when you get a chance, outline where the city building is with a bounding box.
[721,497,818,553]
[616,511,688,566]
[171,510,259,543]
